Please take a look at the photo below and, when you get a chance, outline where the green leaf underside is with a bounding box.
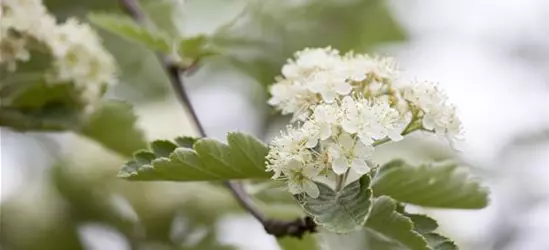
[79,100,147,157]
[372,160,489,209]
[364,196,430,250]
[296,175,372,233]
[118,132,271,181]
[88,13,172,53]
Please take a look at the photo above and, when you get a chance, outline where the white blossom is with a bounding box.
[266,47,465,196]
[283,159,320,198]
[329,133,372,175]
[402,82,464,144]
[306,70,352,103]
[340,96,405,145]
[0,0,117,112]
[281,47,341,80]
[267,79,319,121]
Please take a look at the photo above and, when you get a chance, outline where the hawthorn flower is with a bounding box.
[268,79,320,121]
[266,47,465,197]
[0,0,117,112]
[281,47,341,80]
[340,96,405,145]
[283,159,320,198]
[47,18,117,107]
[306,70,352,103]
[329,133,372,175]
[402,82,464,144]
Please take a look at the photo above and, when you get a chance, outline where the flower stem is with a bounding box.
[119,0,315,239]
[335,169,350,192]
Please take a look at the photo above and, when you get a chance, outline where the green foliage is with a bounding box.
[372,160,489,209]
[119,132,272,181]
[79,100,147,157]
[407,213,458,250]
[0,79,85,131]
[295,175,373,233]
[363,196,430,250]
[178,35,218,62]
[213,0,406,86]
[278,236,319,250]
[88,13,173,53]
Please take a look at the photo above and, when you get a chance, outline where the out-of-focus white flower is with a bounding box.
[0,34,30,71]
[0,0,117,112]
[47,18,117,107]
[329,133,372,175]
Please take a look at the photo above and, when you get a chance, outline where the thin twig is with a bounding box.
[119,0,315,239]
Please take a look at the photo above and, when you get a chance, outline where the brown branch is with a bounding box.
[118,0,316,239]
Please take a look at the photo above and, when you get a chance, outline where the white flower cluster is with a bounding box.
[266,47,463,198]
[0,0,116,111]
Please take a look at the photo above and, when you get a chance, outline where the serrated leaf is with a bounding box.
[88,13,172,53]
[407,214,438,234]
[118,132,271,181]
[364,196,430,250]
[295,175,372,233]
[406,213,458,250]
[79,100,147,157]
[174,136,200,148]
[423,233,458,250]
[372,160,489,209]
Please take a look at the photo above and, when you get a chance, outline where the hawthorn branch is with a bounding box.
[119,0,316,239]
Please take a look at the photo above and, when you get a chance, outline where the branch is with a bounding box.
[118,0,316,239]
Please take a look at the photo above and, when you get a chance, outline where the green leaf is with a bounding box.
[88,13,172,53]
[0,81,85,131]
[406,213,458,250]
[177,35,218,61]
[118,132,271,181]
[422,233,458,250]
[372,160,489,209]
[213,0,405,87]
[174,136,200,148]
[407,214,438,234]
[79,100,147,157]
[295,175,372,233]
[364,196,430,250]
[277,235,319,250]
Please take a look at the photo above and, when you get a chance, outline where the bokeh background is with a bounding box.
[1,0,548,249]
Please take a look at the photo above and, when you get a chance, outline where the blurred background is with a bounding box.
[1,0,548,249]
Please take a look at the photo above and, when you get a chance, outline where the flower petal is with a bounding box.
[338,133,354,148]
[287,181,303,195]
[351,159,370,175]
[341,119,358,134]
[335,81,352,95]
[321,90,337,103]
[302,180,320,198]
[306,137,318,148]
[332,157,349,174]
